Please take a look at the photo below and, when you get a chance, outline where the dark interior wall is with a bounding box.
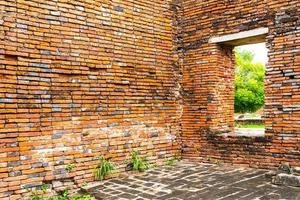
[180,0,300,168]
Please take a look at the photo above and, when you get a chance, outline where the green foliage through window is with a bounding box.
[234,49,265,113]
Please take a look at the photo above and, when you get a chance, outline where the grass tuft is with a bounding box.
[235,123,265,128]
[94,156,115,181]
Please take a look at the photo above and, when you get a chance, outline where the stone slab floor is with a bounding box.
[89,161,300,200]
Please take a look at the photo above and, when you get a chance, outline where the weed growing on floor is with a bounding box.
[207,157,221,166]
[29,184,48,200]
[28,187,91,200]
[55,189,68,200]
[129,150,150,172]
[165,157,178,166]
[94,156,115,181]
[82,182,88,187]
[29,191,45,200]
[69,194,92,200]
[214,160,221,166]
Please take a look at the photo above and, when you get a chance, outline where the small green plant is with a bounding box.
[82,182,88,187]
[28,186,91,200]
[129,151,150,172]
[165,157,178,166]
[214,160,221,166]
[41,184,48,193]
[207,157,221,166]
[59,190,69,200]
[48,189,68,200]
[29,192,45,200]
[151,163,158,168]
[70,194,92,200]
[29,184,48,200]
[66,163,76,172]
[94,156,115,181]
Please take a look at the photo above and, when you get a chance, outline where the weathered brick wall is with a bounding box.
[0,0,182,198]
[1,0,300,198]
[181,0,300,168]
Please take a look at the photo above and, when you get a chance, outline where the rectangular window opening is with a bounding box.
[233,42,268,137]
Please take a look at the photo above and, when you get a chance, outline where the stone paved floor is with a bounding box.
[90,161,300,200]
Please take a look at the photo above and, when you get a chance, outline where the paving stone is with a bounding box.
[272,173,300,187]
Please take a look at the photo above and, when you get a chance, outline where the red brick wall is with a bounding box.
[181,0,300,168]
[0,0,299,198]
[0,1,182,198]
